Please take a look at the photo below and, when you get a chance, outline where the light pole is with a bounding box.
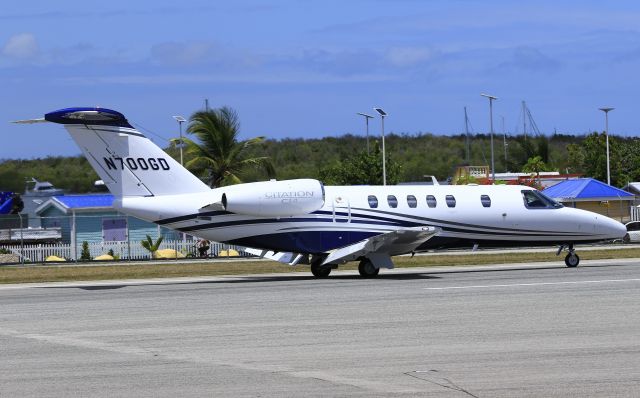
[374,108,387,185]
[357,112,374,154]
[172,115,187,166]
[599,107,614,185]
[480,93,498,182]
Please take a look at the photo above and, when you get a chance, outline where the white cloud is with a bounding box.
[2,33,39,60]
[386,46,436,67]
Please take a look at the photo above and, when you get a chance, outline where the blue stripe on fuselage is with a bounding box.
[226,230,380,254]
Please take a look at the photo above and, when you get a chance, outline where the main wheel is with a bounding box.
[358,259,380,278]
[565,252,579,268]
[311,263,331,278]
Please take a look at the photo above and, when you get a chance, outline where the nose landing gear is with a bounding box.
[558,244,580,267]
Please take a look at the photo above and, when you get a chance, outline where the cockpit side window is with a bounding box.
[521,190,563,209]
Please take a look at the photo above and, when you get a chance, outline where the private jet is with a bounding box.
[14,107,627,277]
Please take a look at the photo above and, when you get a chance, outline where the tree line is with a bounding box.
[0,106,638,193]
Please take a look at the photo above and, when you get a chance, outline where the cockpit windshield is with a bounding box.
[521,190,563,209]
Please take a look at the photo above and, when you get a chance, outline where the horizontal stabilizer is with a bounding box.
[11,118,48,124]
[322,226,441,266]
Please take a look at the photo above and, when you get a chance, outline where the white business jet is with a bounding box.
[14,108,626,277]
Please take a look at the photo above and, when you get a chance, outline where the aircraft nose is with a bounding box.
[597,215,627,240]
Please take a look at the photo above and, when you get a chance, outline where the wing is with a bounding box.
[321,226,441,267]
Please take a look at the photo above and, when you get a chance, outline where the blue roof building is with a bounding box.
[543,178,634,201]
[543,178,634,222]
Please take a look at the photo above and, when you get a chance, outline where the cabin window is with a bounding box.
[426,195,437,208]
[368,195,378,208]
[521,190,563,209]
[387,195,398,208]
[445,195,456,208]
[480,195,491,208]
[407,195,417,208]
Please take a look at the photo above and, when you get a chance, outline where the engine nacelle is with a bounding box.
[221,179,325,217]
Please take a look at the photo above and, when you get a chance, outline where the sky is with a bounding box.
[2,0,640,159]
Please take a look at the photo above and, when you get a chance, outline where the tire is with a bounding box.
[565,253,579,268]
[358,259,380,278]
[311,263,331,278]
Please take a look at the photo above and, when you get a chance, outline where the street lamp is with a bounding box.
[599,107,614,185]
[172,115,187,166]
[356,112,374,154]
[480,93,498,182]
[374,107,387,185]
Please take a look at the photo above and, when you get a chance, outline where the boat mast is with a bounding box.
[522,100,527,141]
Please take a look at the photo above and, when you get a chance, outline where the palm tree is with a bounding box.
[180,107,274,188]
[141,235,163,256]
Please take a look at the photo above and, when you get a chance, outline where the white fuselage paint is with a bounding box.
[118,184,626,254]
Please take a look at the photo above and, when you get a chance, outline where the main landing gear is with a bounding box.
[558,244,580,268]
[358,258,380,278]
[310,259,332,278]
[309,257,381,278]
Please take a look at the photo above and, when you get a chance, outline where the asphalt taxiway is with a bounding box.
[1,259,640,397]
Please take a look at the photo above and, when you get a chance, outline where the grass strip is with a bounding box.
[2,248,640,284]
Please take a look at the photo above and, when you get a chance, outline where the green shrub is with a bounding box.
[80,241,92,261]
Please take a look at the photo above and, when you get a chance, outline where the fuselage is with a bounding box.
[118,184,626,255]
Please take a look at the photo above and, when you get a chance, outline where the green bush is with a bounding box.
[80,241,92,261]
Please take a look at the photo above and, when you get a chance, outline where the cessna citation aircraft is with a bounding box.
[15,107,627,277]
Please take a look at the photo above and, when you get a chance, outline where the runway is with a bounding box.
[2,260,640,397]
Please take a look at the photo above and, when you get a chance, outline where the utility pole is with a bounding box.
[481,93,498,182]
[599,107,614,185]
[502,115,507,171]
[374,108,388,185]
[357,112,375,154]
[464,106,470,164]
[172,116,186,165]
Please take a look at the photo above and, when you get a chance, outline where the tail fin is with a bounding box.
[43,107,209,197]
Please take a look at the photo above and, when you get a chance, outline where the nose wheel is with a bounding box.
[559,244,580,267]
[564,252,579,267]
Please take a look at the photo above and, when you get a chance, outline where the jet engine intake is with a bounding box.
[221,179,325,217]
